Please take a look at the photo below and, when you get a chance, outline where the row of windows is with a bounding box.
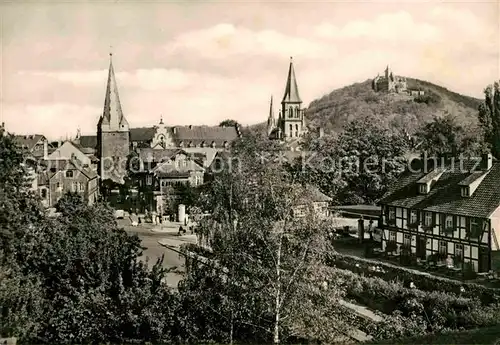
[385,206,486,242]
[387,230,488,265]
[286,107,302,118]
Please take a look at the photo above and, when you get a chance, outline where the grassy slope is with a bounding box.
[305,77,482,136]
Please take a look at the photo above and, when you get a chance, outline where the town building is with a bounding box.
[267,57,307,141]
[48,140,99,172]
[13,134,54,160]
[37,158,99,208]
[292,184,332,218]
[76,53,241,186]
[378,153,500,273]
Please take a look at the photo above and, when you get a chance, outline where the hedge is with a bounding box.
[331,267,500,333]
[327,252,500,305]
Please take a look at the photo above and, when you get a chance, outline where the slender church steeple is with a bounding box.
[267,95,276,136]
[100,52,129,132]
[282,57,302,104]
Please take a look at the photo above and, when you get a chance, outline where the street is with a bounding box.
[119,219,197,289]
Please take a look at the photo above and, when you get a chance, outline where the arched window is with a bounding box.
[289,107,293,118]
[289,124,293,137]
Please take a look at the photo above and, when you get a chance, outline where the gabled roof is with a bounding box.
[302,184,332,203]
[14,134,45,151]
[39,158,98,182]
[282,57,302,104]
[153,159,204,178]
[380,158,500,218]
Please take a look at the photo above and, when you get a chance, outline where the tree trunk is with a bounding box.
[273,233,282,344]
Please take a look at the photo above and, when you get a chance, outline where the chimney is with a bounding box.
[43,139,48,160]
[481,152,493,170]
[319,127,324,138]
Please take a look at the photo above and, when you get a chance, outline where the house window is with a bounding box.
[439,240,447,255]
[445,215,453,229]
[419,183,427,194]
[455,244,464,263]
[66,170,73,178]
[79,182,84,191]
[389,230,397,242]
[289,124,293,136]
[461,187,469,197]
[403,234,411,247]
[424,212,433,226]
[71,182,77,192]
[388,207,396,220]
[146,175,152,185]
[469,218,482,240]
[410,210,418,224]
[41,189,47,198]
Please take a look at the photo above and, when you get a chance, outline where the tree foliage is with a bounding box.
[478,81,500,158]
[0,129,178,344]
[181,135,349,344]
[291,118,408,205]
[416,113,486,156]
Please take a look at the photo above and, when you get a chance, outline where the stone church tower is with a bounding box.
[268,57,305,140]
[97,53,130,184]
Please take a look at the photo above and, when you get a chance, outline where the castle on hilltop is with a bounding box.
[267,57,306,141]
[372,65,424,96]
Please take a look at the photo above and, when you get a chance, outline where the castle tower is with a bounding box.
[267,95,276,136]
[97,52,130,184]
[280,57,304,140]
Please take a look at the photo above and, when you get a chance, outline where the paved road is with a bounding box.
[121,221,194,289]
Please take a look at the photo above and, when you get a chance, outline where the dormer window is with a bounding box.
[461,186,470,197]
[418,183,428,194]
[66,170,73,178]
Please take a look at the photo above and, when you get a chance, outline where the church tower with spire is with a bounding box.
[278,57,305,140]
[97,53,130,184]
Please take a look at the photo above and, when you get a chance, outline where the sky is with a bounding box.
[1,0,499,140]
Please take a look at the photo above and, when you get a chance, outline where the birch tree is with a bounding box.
[181,134,351,344]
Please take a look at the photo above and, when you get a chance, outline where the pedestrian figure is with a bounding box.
[178,226,184,236]
[409,281,416,289]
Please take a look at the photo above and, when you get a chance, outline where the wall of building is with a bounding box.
[381,205,491,272]
[100,132,130,182]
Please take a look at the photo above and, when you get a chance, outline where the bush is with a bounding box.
[327,253,500,305]
[329,267,500,333]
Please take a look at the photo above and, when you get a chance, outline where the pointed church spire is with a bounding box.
[101,52,129,132]
[267,95,276,135]
[282,57,302,104]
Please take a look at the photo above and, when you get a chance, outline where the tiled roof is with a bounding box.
[39,159,98,181]
[138,148,186,162]
[130,127,157,142]
[78,136,97,149]
[14,134,45,151]
[173,126,238,146]
[154,159,204,178]
[380,158,500,218]
[302,184,332,203]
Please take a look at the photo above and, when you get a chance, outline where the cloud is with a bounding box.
[314,11,439,43]
[2,103,101,140]
[165,23,335,60]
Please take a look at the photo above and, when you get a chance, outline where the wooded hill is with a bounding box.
[305,77,482,136]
